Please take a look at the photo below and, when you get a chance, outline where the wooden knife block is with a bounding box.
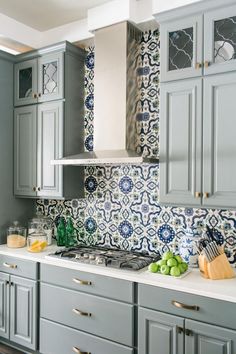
[198,253,235,280]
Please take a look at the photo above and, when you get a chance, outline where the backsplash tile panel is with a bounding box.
[37,30,236,264]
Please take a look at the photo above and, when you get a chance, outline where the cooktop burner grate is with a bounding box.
[47,245,160,271]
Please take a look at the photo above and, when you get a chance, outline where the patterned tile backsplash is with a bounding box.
[37,30,236,264]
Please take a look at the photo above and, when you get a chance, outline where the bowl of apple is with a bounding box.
[148,251,190,278]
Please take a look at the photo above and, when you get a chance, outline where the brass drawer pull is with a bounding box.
[73,308,92,317]
[203,192,209,198]
[73,278,92,286]
[3,262,17,269]
[72,347,91,354]
[195,192,201,198]
[172,300,199,311]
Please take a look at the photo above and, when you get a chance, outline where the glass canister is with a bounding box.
[28,213,52,245]
[27,228,48,253]
[7,221,26,248]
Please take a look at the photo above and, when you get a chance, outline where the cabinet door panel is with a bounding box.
[185,319,236,354]
[160,79,202,206]
[14,59,38,106]
[10,276,37,350]
[0,272,9,339]
[38,52,64,102]
[14,106,37,197]
[161,15,203,82]
[37,101,63,198]
[138,307,184,354]
[203,73,236,208]
[204,5,236,76]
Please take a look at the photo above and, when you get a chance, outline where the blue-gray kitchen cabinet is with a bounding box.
[138,284,236,354]
[14,102,63,198]
[160,15,203,82]
[204,4,236,76]
[14,51,63,106]
[159,78,202,206]
[0,272,9,340]
[14,42,85,200]
[159,2,236,83]
[202,72,236,208]
[0,257,38,351]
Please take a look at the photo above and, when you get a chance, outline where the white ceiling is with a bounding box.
[0,0,112,31]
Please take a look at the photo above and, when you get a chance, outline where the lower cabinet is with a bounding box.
[40,318,134,354]
[138,284,236,354]
[40,264,134,354]
[139,308,236,354]
[0,272,37,350]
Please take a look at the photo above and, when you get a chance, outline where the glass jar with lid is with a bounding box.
[27,227,48,253]
[28,212,52,245]
[7,221,26,248]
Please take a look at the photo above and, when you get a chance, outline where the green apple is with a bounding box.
[160,265,170,275]
[157,259,167,267]
[167,258,178,267]
[178,263,186,274]
[182,262,188,271]
[170,266,181,277]
[162,251,174,261]
[175,255,183,264]
[148,263,159,273]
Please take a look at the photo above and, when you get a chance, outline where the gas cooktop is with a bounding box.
[47,245,160,271]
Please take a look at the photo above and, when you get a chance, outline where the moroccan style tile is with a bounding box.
[36,30,236,264]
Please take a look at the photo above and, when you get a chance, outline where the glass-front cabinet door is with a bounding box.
[14,59,38,106]
[204,4,236,75]
[38,52,64,102]
[160,15,203,82]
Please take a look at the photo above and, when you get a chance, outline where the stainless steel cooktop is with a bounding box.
[47,245,160,271]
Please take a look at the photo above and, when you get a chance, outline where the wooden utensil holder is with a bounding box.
[199,253,235,280]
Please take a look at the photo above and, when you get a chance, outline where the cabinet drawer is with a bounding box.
[40,283,133,346]
[40,319,134,354]
[0,255,38,280]
[40,263,133,302]
[139,284,236,330]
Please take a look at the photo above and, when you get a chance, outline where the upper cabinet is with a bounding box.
[14,52,63,106]
[14,42,86,199]
[204,4,236,76]
[160,3,236,82]
[161,15,203,82]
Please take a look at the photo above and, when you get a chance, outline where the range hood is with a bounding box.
[52,22,158,166]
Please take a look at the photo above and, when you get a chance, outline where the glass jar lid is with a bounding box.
[8,221,26,234]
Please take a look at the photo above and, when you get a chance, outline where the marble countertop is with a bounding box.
[0,244,236,303]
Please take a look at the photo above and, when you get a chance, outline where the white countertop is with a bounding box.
[0,244,236,303]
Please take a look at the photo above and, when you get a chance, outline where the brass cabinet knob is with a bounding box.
[33,93,38,99]
[32,187,36,192]
[195,62,202,69]
[38,93,42,97]
[203,192,210,198]
[37,187,41,192]
[204,61,211,68]
[195,192,201,198]
[72,347,91,354]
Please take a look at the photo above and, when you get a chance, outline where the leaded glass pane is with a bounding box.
[19,67,32,98]
[42,61,58,94]
[169,27,193,71]
[214,16,236,63]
